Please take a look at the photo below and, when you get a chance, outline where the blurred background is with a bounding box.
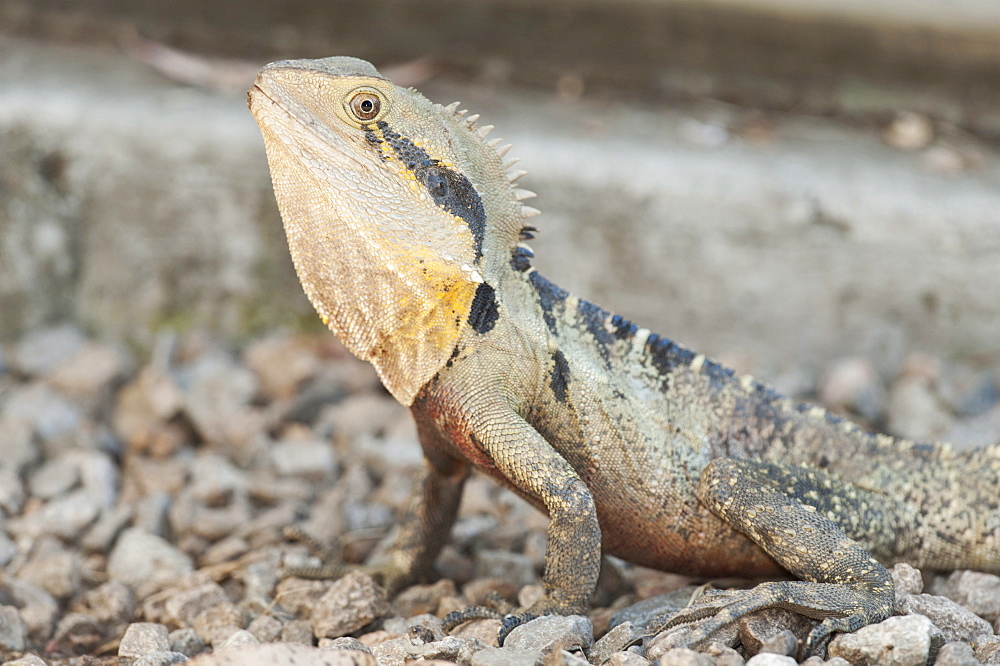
[2,0,1000,427]
[1,3,1000,659]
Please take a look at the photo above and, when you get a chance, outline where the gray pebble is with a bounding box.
[450,618,502,647]
[758,630,798,657]
[341,499,394,533]
[897,593,992,642]
[320,394,409,448]
[939,365,998,417]
[242,334,322,402]
[737,608,811,656]
[4,383,84,445]
[169,627,206,657]
[135,490,172,537]
[504,615,593,654]
[390,578,456,618]
[0,419,38,475]
[179,351,257,443]
[828,614,940,666]
[275,577,333,620]
[320,636,371,652]
[246,614,283,643]
[935,640,981,666]
[119,622,171,658]
[404,634,475,661]
[0,467,26,516]
[48,340,129,402]
[77,580,135,625]
[473,549,538,589]
[886,372,954,442]
[0,529,18,569]
[655,647,715,665]
[241,557,281,610]
[28,456,79,499]
[271,437,338,480]
[588,621,641,665]
[818,356,885,422]
[191,602,244,647]
[973,634,1000,663]
[370,636,409,666]
[281,618,314,644]
[80,502,133,552]
[744,654,796,666]
[891,562,924,596]
[134,651,191,666]
[703,641,746,666]
[52,611,104,655]
[2,576,58,641]
[604,651,652,666]
[72,448,119,509]
[557,648,591,665]
[311,571,389,639]
[13,324,85,377]
[0,606,27,651]
[17,548,80,600]
[470,645,545,666]
[8,488,101,540]
[1,654,48,666]
[219,629,259,648]
[163,581,230,628]
[381,613,444,641]
[188,642,377,665]
[933,569,1000,623]
[107,528,193,596]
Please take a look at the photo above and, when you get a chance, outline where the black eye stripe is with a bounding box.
[373,121,486,260]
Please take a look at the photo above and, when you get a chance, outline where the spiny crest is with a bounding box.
[436,99,542,234]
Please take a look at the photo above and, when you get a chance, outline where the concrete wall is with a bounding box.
[1,18,998,380]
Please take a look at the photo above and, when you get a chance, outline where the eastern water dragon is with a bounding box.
[247,56,1000,656]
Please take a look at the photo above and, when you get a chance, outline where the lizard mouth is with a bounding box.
[248,79,369,172]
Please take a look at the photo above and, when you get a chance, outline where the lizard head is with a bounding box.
[249,56,531,405]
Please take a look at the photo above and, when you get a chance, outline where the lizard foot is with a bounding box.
[280,525,347,579]
[499,613,541,644]
[442,591,544,645]
[644,580,888,657]
[441,606,504,631]
[280,525,413,593]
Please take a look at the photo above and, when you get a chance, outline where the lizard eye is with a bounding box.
[349,92,381,121]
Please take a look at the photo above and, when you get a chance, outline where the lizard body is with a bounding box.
[248,57,1000,653]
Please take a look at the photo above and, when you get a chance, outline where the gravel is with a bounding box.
[0,325,999,664]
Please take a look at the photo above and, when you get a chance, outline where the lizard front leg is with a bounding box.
[649,458,901,656]
[443,400,603,632]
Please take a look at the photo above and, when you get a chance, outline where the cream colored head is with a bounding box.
[248,56,525,405]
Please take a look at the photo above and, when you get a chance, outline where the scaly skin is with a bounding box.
[248,57,1000,654]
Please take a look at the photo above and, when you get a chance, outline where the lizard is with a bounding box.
[247,56,1000,656]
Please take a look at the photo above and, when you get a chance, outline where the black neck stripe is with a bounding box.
[371,121,486,259]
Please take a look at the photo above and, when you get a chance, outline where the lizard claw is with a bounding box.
[498,612,540,644]
[441,605,504,632]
